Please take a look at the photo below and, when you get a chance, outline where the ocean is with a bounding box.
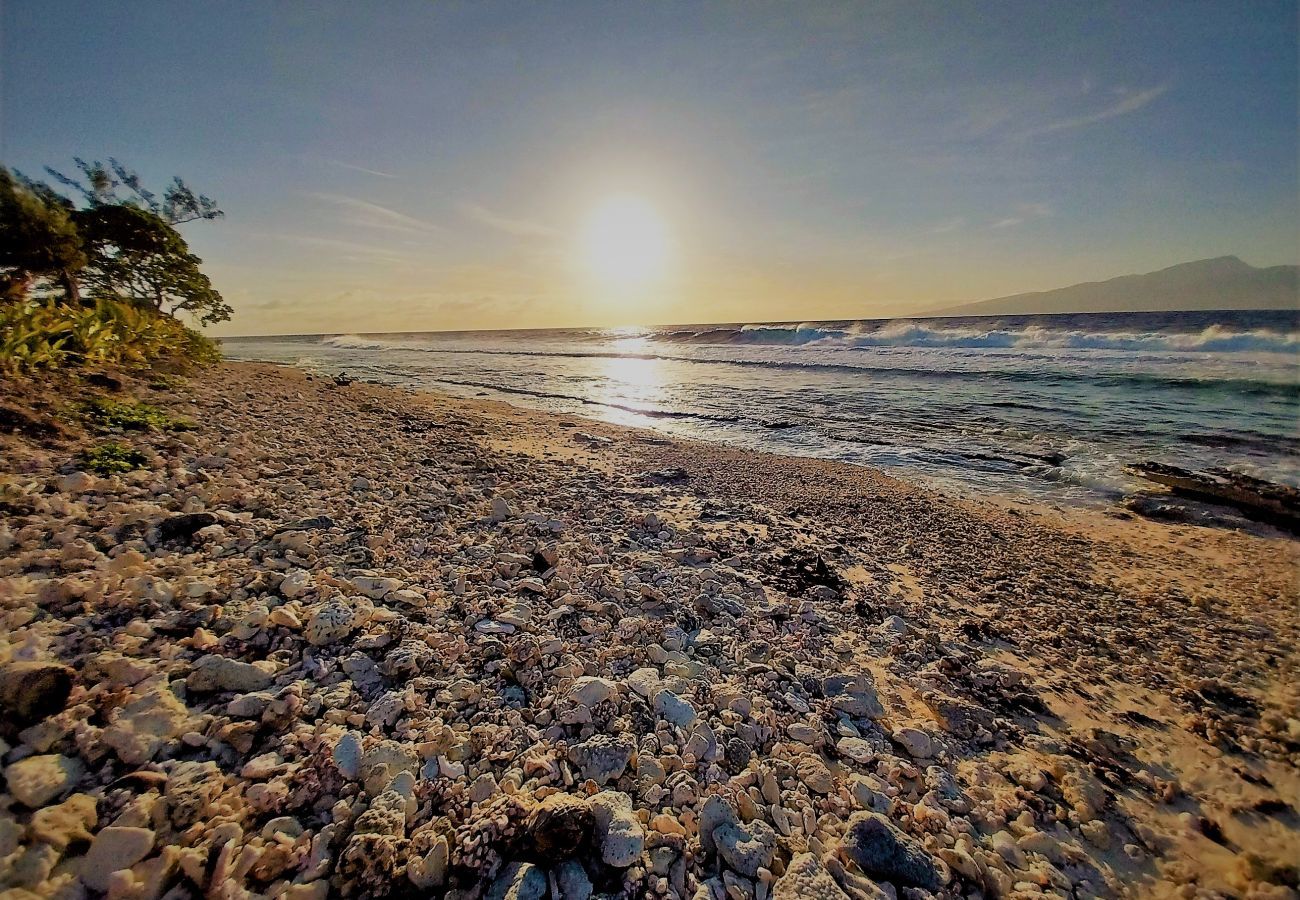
[221,309,1300,505]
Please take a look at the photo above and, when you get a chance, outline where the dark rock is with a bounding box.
[838,812,940,890]
[157,513,218,542]
[0,661,74,730]
[724,738,752,773]
[525,792,594,858]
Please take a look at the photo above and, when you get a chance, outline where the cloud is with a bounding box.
[251,231,405,260]
[1022,83,1170,137]
[927,217,964,234]
[304,191,440,235]
[311,157,398,179]
[990,202,1052,229]
[460,202,556,238]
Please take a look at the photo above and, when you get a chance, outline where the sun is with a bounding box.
[579,194,671,287]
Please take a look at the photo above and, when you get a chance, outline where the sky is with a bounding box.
[2,1,1297,336]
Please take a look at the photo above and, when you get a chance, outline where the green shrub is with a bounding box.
[80,442,148,475]
[81,397,193,432]
[0,296,220,376]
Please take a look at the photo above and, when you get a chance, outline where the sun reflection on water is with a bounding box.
[593,336,667,425]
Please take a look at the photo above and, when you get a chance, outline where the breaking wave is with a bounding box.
[653,321,1300,354]
[321,333,1298,398]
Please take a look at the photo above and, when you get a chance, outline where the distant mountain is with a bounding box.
[927,256,1298,317]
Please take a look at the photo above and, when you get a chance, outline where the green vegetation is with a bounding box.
[0,295,218,376]
[79,442,149,475]
[0,157,227,376]
[81,397,193,432]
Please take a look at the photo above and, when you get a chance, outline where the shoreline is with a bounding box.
[0,360,1296,898]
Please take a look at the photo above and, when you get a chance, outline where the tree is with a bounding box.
[0,167,87,303]
[45,158,223,225]
[77,204,232,325]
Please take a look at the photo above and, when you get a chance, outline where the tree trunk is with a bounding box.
[56,269,81,305]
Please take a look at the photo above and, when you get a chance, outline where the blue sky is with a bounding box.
[3,1,1296,334]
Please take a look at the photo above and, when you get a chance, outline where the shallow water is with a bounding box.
[222,309,1300,505]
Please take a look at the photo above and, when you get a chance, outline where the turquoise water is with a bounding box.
[222,310,1300,504]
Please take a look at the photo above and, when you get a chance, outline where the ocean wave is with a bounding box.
[319,335,1298,398]
[652,321,1300,354]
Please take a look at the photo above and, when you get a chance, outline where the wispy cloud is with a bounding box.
[991,202,1052,229]
[1022,83,1170,137]
[927,217,964,234]
[251,231,406,261]
[318,158,398,179]
[460,202,556,238]
[305,192,439,235]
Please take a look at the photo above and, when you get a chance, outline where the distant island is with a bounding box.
[927,256,1298,317]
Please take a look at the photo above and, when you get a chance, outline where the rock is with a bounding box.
[487,861,547,900]
[837,811,940,890]
[29,793,97,849]
[628,667,661,698]
[489,496,515,523]
[164,761,224,828]
[555,859,593,900]
[262,816,305,840]
[836,737,877,765]
[823,673,884,719]
[333,732,363,778]
[773,853,851,899]
[157,512,217,542]
[408,834,449,889]
[569,676,619,707]
[699,795,739,855]
[186,654,275,693]
[567,734,634,785]
[590,790,645,867]
[0,661,75,729]
[526,792,593,857]
[80,826,156,891]
[350,575,402,599]
[724,738,753,772]
[653,689,697,728]
[798,756,835,795]
[892,727,933,759]
[279,568,313,599]
[713,819,777,877]
[849,775,891,814]
[305,597,371,645]
[469,772,498,803]
[4,754,84,807]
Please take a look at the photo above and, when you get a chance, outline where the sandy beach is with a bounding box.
[1,360,1297,900]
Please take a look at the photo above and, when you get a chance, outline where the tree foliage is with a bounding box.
[76,205,231,324]
[0,167,87,302]
[1,158,230,325]
[44,157,224,225]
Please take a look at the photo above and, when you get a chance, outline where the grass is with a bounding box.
[81,397,194,432]
[80,442,149,475]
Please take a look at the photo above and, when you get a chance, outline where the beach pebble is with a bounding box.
[527,793,594,856]
[4,754,84,807]
[654,689,697,728]
[837,811,941,890]
[714,818,777,877]
[187,654,275,693]
[81,826,155,891]
[0,661,75,727]
[773,852,851,899]
[590,790,645,867]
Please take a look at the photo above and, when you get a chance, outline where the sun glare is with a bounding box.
[579,195,670,287]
